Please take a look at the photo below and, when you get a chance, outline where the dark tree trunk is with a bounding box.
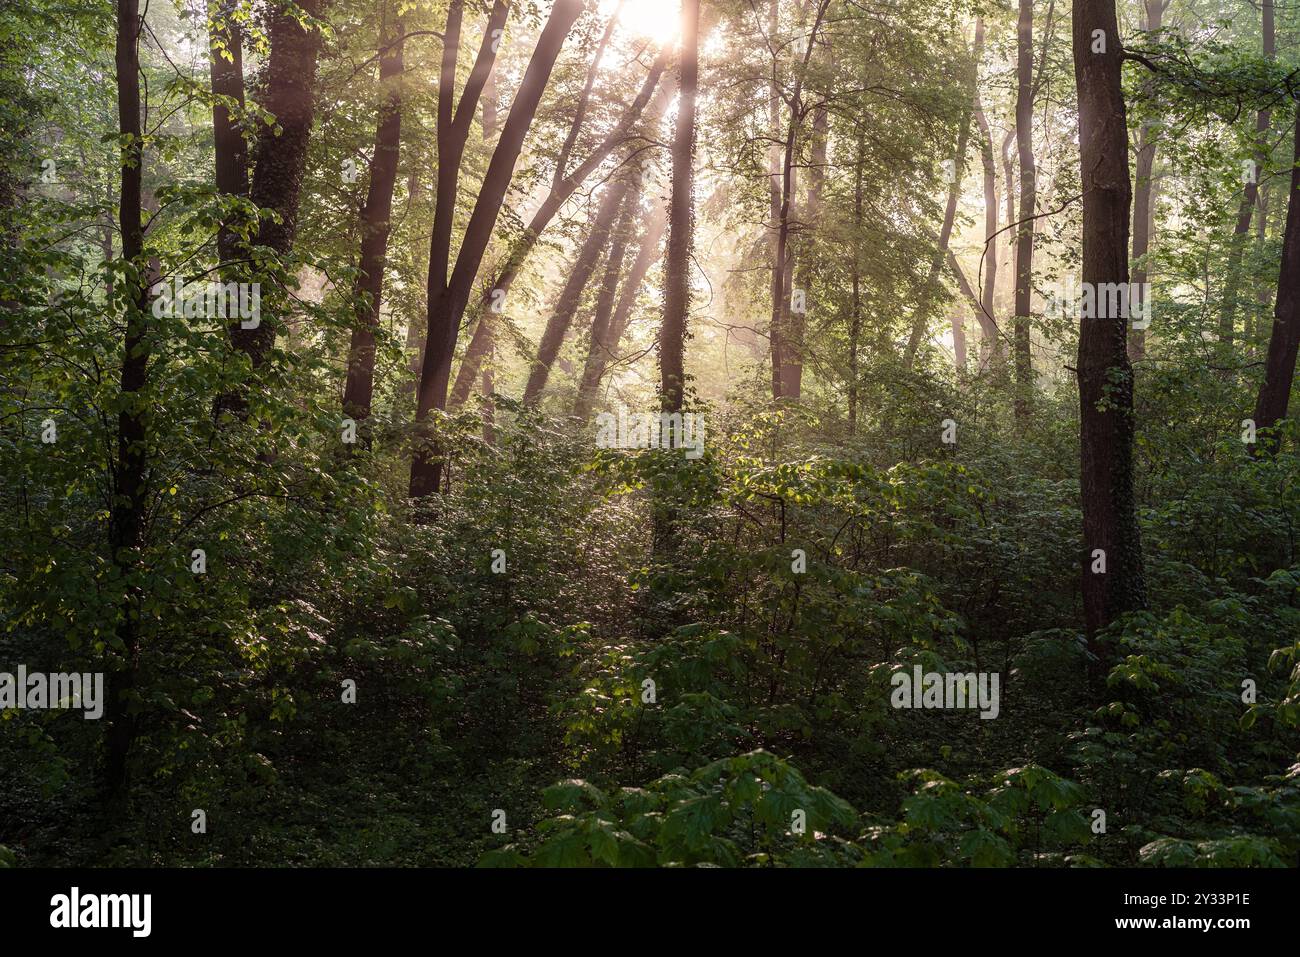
[106,0,150,798]
[523,175,633,404]
[410,0,585,497]
[1252,102,1300,451]
[342,5,405,430]
[1012,0,1036,419]
[766,0,784,399]
[231,0,326,366]
[1073,0,1146,640]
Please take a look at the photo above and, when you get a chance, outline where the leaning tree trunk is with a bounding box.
[448,53,670,408]
[1073,0,1147,642]
[410,0,585,498]
[574,192,668,418]
[1251,102,1300,452]
[575,181,642,418]
[522,175,634,404]
[342,6,405,431]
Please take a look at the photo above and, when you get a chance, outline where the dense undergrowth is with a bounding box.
[4,345,1298,868]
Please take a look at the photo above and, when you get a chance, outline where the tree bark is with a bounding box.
[342,4,405,430]
[1128,1,1161,362]
[229,0,327,371]
[1073,0,1146,640]
[1251,102,1300,451]
[848,128,863,435]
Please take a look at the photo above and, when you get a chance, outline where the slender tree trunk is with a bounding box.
[766,0,784,399]
[848,129,863,435]
[951,307,967,375]
[1218,0,1273,347]
[206,0,248,266]
[1012,0,1036,419]
[342,5,405,430]
[448,51,670,407]
[1073,0,1146,640]
[523,175,634,404]
[768,0,830,399]
[106,0,150,798]
[1252,102,1300,451]
[575,181,642,418]
[973,41,1000,369]
[410,0,585,498]
[661,0,700,416]
[783,103,826,397]
[1000,126,1016,361]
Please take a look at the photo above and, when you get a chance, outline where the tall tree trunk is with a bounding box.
[848,129,863,435]
[661,0,700,416]
[448,50,670,408]
[106,0,150,798]
[575,181,643,418]
[342,5,405,431]
[206,0,248,266]
[768,0,830,399]
[1251,102,1300,451]
[1000,126,1016,360]
[1218,0,1273,346]
[1012,0,1036,419]
[1073,0,1146,641]
[766,0,784,399]
[973,84,1000,364]
[1127,0,1161,362]
[410,0,585,498]
[782,103,826,398]
[523,175,634,404]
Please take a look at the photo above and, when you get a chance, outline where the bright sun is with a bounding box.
[600,0,680,48]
